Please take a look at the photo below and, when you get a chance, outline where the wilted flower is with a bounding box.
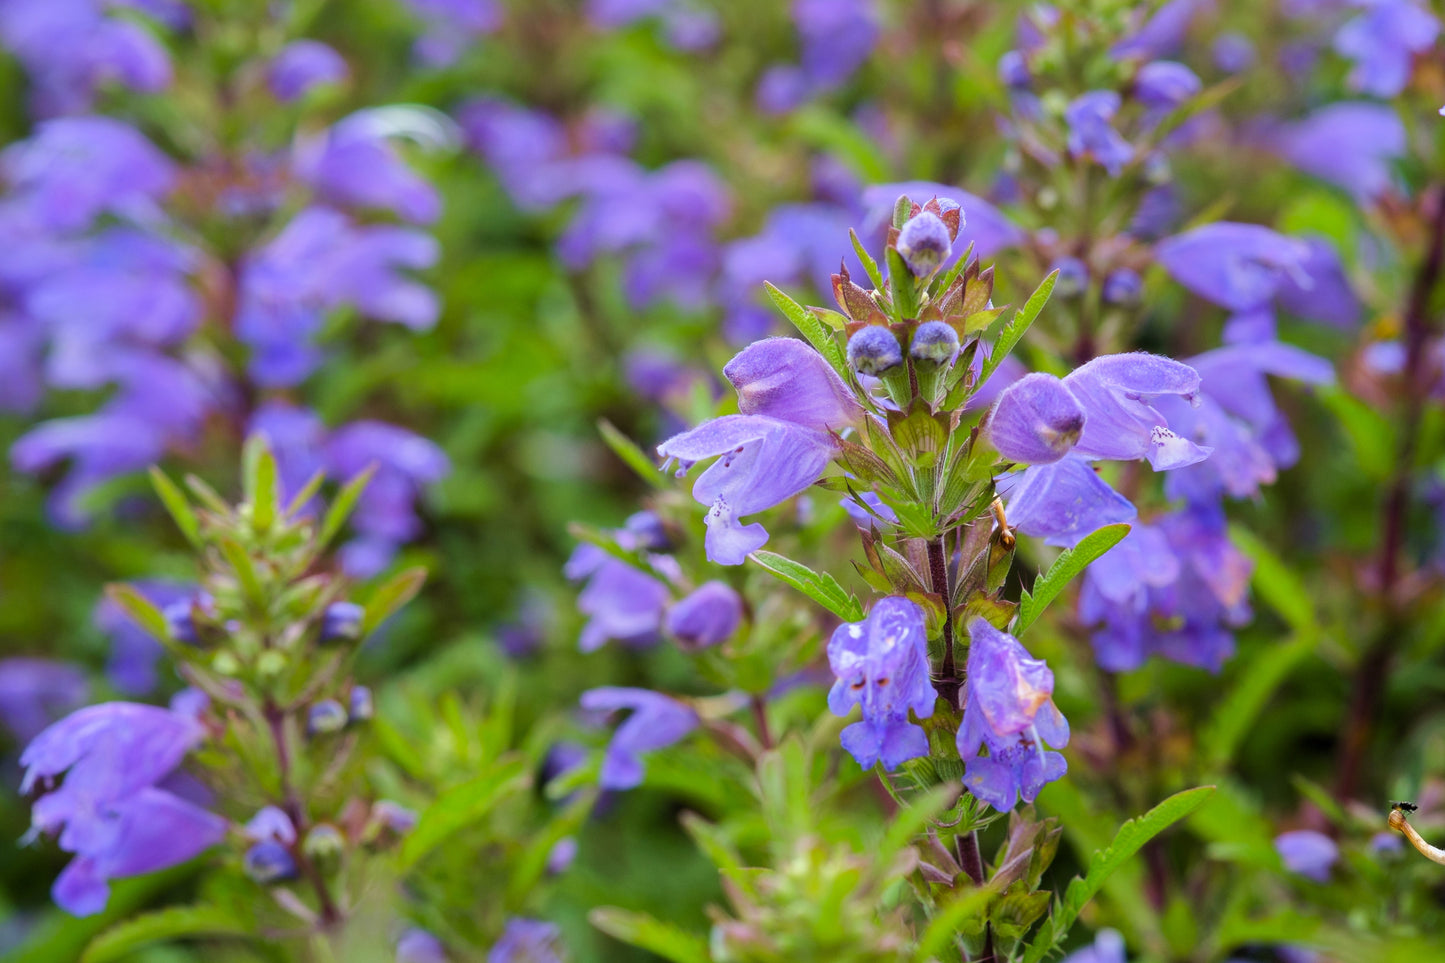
[958,619,1070,811]
[579,687,698,790]
[827,598,936,771]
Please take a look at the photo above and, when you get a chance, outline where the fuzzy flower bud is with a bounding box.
[895,211,952,276]
[846,326,903,376]
[1050,257,1089,298]
[348,685,374,723]
[307,699,348,735]
[243,840,298,884]
[302,824,345,872]
[989,373,1087,465]
[909,321,960,366]
[321,602,363,642]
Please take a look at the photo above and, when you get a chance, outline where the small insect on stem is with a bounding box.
[990,497,1015,550]
[1389,802,1445,866]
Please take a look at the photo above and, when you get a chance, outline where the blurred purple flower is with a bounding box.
[0,659,87,744]
[793,0,878,89]
[1156,222,1312,313]
[827,597,936,771]
[666,581,743,649]
[1272,102,1405,200]
[1061,930,1127,963]
[1333,0,1438,97]
[1066,92,1133,176]
[1111,0,1210,60]
[567,552,670,652]
[1001,454,1138,548]
[94,581,193,694]
[959,618,1070,810]
[22,701,225,915]
[398,929,449,963]
[579,687,698,789]
[401,0,502,66]
[1212,33,1257,72]
[1276,829,1338,882]
[295,112,442,224]
[489,918,562,963]
[326,421,450,576]
[268,40,349,102]
[0,0,171,117]
[1134,61,1202,110]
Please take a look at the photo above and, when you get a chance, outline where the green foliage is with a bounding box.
[1014,523,1130,636]
[81,906,248,963]
[748,551,866,622]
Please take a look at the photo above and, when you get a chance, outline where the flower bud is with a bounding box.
[1103,268,1142,305]
[909,321,960,366]
[1134,61,1201,110]
[846,326,903,376]
[307,698,348,736]
[243,840,298,884]
[895,211,952,277]
[302,823,345,873]
[998,50,1030,89]
[321,602,363,642]
[988,373,1086,464]
[162,600,199,644]
[363,800,418,846]
[348,685,374,723]
[665,581,743,650]
[1050,257,1089,299]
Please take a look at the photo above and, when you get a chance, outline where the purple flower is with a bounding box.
[958,619,1070,811]
[658,339,859,564]
[22,702,225,915]
[1066,92,1133,176]
[579,687,698,789]
[0,659,87,743]
[245,806,296,845]
[1212,33,1257,72]
[1276,830,1338,882]
[1134,61,1202,109]
[398,928,449,963]
[1001,454,1138,548]
[2,117,173,231]
[325,421,450,576]
[1103,269,1142,305]
[400,0,502,66]
[756,65,812,114]
[268,40,348,101]
[1272,103,1405,200]
[827,598,936,770]
[666,581,743,649]
[988,373,1087,465]
[489,918,562,963]
[11,411,169,528]
[1062,353,1210,470]
[94,581,194,694]
[1111,0,1209,60]
[1061,930,1127,963]
[1333,0,1439,97]
[0,0,172,117]
[1051,257,1089,297]
[568,553,670,652]
[999,50,1030,88]
[1155,223,1312,313]
[841,490,899,527]
[793,0,878,89]
[295,112,442,225]
[1274,238,1361,329]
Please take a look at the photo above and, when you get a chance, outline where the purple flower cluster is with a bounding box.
[579,686,698,790]
[20,697,226,915]
[756,0,879,113]
[1,88,449,559]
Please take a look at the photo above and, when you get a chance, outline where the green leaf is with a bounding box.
[850,228,885,290]
[588,908,711,963]
[1014,523,1130,636]
[318,465,376,548]
[764,282,848,377]
[398,757,530,871]
[1201,630,1317,769]
[219,538,265,609]
[887,246,919,319]
[148,467,202,549]
[1021,786,1216,963]
[749,550,865,621]
[1319,386,1395,481]
[598,418,666,489]
[80,905,247,963]
[362,567,428,636]
[981,270,1057,383]
[243,434,280,534]
[1228,524,1317,634]
[105,583,171,643]
[183,474,231,515]
[914,887,994,962]
[283,469,327,518]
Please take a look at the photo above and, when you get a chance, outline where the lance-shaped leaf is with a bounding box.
[598,418,667,489]
[148,468,202,549]
[588,909,710,963]
[749,551,864,622]
[1013,523,1130,635]
[81,906,247,963]
[362,566,428,636]
[764,282,849,378]
[981,270,1058,383]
